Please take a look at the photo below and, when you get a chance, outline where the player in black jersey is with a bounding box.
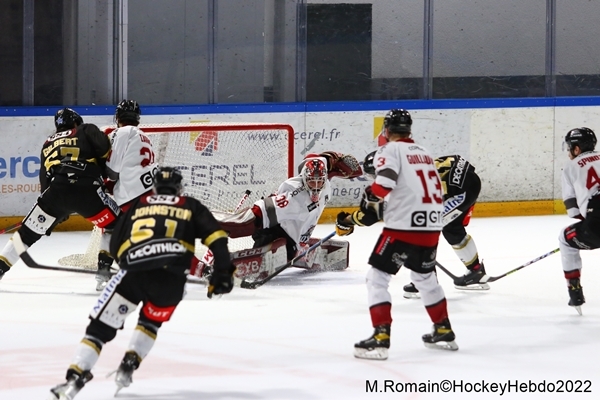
[48,167,235,400]
[0,108,119,282]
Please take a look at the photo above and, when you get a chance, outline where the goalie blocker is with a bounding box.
[190,236,349,284]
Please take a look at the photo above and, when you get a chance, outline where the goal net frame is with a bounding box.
[58,122,294,269]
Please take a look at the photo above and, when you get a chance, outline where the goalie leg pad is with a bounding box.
[213,208,257,238]
[293,238,349,271]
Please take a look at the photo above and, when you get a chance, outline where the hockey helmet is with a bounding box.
[115,99,141,125]
[363,151,376,179]
[565,127,597,156]
[54,108,83,132]
[153,166,183,195]
[383,109,412,136]
[301,158,327,202]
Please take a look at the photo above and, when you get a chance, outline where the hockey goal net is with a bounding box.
[58,122,294,269]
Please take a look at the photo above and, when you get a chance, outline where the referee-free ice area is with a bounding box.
[0,215,599,400]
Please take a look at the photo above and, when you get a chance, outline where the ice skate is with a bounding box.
[567,278,585,315]
[0,260,9,281]
[422,319,458,351]
[454,263,490,290]
[48,369,93,400]
[354,324,390,360]
[109,351,140,395]
[95,255,113,291]
[402,282,420,299]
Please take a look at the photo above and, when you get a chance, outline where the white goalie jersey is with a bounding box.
[255,175,332,247]
[106,125,158,206]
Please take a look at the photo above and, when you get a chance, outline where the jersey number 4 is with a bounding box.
[586,167,600,189]
[416,169,443,204]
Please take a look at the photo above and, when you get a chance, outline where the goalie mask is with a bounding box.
[153,167,183,196]
[54,108,83,132]
[565,127,597,158]
[115,99,141,125]
[301,159,327,202]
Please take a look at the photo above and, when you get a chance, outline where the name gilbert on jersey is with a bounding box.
[577,154,600,167]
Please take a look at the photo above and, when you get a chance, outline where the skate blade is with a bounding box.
[424,340,459,351]
[454,282,490,291]
[353,347,388,360]
[46,391,60,400]
[403,291,420,299]
[571,305,583,316]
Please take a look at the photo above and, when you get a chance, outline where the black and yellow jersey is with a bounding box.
[39,123,111,190]
[110,193,228,273]
[434,155,477,198]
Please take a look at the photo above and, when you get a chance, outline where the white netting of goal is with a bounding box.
[58,122,294,269]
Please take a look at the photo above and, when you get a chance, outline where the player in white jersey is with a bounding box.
[335,109,458,360]
[95,100,158,290]
[559,127,600,315]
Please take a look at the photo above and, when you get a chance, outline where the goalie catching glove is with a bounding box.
[335,211,355,236]
[320,151,363,179]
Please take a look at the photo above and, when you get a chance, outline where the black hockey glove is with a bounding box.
[207,263,236,299]
[335,211,355,236]
[360,186,384,221]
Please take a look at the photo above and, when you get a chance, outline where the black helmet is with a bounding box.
[153,167,183,195]
[383,109,412,134]
[565,127,597,156]
[363,151,376,178]
[115,99,141,125]
[54,108,83,132]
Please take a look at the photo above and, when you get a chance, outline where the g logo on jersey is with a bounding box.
[411,211,442,227]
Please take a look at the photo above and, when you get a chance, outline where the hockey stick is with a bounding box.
[0,222,22,235]
[486,248,559,282]
[234,190,252,212]
[240,231,336,289]
[435,248,561,283]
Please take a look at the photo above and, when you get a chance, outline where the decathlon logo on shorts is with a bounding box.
[126,239,187,264]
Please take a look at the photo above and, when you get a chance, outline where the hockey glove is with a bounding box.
[360,186,384,221]
[335,211,355,236]
[103,178,116,195]
[207,263,236,299]
[321,151,363,179]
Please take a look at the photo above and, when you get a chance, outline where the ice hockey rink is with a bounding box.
[1,214,599,400]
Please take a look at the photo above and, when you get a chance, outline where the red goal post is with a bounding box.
[58,121,294,269]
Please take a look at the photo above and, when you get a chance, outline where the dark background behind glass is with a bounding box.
[1,0,599,106]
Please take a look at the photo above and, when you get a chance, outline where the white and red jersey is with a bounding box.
[562,150,600,218]
[254,159,332,247]
[371,139,444,245]
[106,125,158,206]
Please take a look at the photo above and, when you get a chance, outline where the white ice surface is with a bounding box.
[0,215,599,399]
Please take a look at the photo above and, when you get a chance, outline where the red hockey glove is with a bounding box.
[335,211,355,236]
[321,151,362,179]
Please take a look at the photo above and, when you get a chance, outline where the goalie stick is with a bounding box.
[240,231,336,289]
[435,248,560,283]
